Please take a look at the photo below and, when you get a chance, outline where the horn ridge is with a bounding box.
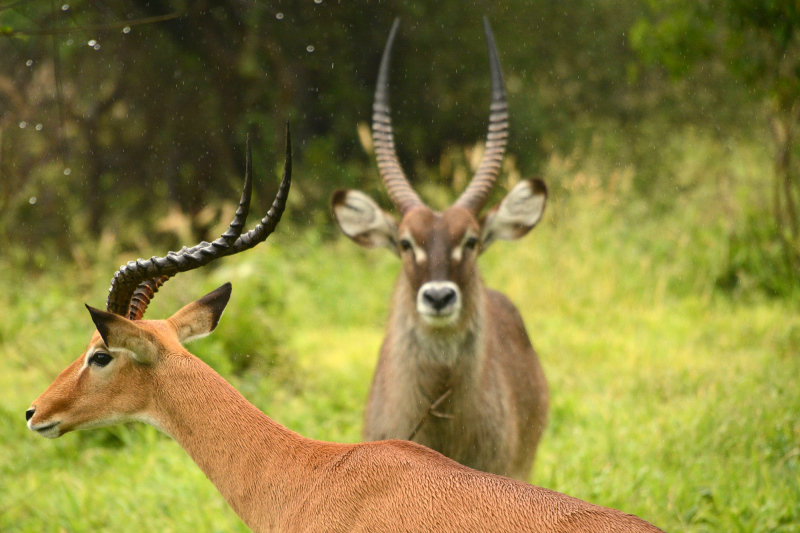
[454,17,509,214]
[372,18,425,214]
[106,125,292,319]
[231,122,292,250]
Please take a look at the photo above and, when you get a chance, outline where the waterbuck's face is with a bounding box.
[335,19,547,328]
[332,179,547,328]
[27,284,232,438]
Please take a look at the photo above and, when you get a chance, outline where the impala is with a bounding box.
[27,130,662,533]
[332,18,548,481]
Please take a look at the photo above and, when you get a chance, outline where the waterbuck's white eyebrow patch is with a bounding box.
[400,231,427,264]
[451,231,478,262]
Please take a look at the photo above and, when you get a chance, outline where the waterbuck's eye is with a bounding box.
[90,351,112,368]
[464,237,479,250]
[399,239,413,252]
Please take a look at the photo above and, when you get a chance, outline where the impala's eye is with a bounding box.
[399,239,413,252]
[464,237,479,250]
[90,351,112,368]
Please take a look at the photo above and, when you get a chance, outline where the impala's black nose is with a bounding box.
[422,286,457,311]
[26,408,35,421]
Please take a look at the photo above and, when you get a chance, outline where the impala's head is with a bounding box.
[26,285,232,438]
[331,19,546,329]
[27,128,292,438]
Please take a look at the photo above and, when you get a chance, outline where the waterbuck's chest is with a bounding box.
[365,327,515,461]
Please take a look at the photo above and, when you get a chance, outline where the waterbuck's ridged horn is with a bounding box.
[454,17,509,215]
[107,124,293,320]
[373,18,426,215]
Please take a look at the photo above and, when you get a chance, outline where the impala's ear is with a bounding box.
[480,179,547,252]
[168,283,232,344]
[85,305,158,364]
[331,189,399,255]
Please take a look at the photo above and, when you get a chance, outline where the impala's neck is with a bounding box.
[148,353,319,532]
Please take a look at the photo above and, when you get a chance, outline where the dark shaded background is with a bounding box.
[0,0,795,295]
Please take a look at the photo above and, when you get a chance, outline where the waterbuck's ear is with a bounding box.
[331,189,399,255]
[168,283,232,344]
[480,179,547,252]
[85,305,159,363]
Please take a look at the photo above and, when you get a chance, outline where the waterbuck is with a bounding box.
[331,19,549,481]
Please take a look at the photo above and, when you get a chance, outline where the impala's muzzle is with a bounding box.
[417,281,462,326]
[26,406,63,439]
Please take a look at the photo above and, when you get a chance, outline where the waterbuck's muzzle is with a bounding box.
[416,281,462,327]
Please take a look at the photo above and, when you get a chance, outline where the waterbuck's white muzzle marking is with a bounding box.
[417,281,461,326]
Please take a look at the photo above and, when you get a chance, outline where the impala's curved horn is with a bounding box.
[373,18,425,215]
[107,124,292,320]
[454,17,509,215]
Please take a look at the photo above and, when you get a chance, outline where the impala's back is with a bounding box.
[332,18,549,481]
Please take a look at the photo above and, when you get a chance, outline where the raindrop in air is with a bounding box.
[93,44,101,50]
[276,13,284,20]
[35,124,43,131]
[123,27,131,34]
[314,0,322,3]
[19,122,27,129]
[26,60,33,67]
[61,4,69,11]
[64,168,71,176]
[29,197,37,205]
[87,39,97,47]
[306,45,315,52]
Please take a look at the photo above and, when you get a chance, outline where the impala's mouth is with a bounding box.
[29,420,62,439]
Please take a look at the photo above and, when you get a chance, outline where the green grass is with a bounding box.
[2,135,799,531]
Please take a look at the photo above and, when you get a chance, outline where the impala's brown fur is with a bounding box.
[28,284,662,532]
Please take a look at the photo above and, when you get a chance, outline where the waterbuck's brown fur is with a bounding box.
[332,19,549,480]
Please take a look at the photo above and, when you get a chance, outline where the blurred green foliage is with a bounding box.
[4,0,793,298]
[1,3,799,530]
[632,0,800,294]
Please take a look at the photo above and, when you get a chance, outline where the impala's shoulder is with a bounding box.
[330,439,462,473]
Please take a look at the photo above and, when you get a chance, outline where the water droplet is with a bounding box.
[122,26,131,34]
[19,121,27,129]
[26,60,33,67]
[35,124,43,131]
[61,4,69,10]
[93,44,101,50]
[64,168,71,176]
[314,0,322,3]
[29,197,37,204]
[66,39,73,46]
[276,12,284,19]
[88,39,97,47]
[306,45,315,52]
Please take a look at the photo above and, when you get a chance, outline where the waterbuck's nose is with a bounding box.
[26,408,35,421]
[422,286,458,311]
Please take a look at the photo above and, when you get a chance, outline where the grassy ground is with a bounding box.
[2,136,799,532]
